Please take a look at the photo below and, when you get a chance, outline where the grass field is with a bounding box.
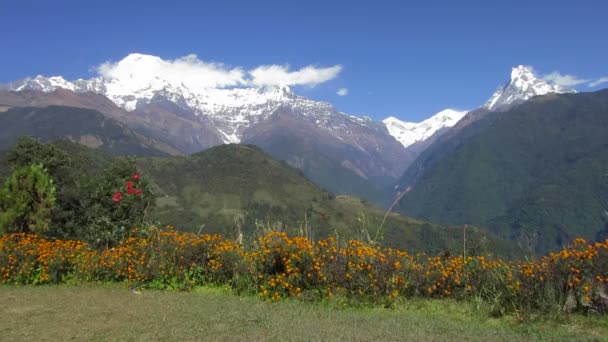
[1,285,607,341]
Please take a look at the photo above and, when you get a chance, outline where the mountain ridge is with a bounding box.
[0,105,182,157]
[8,57,575,152]
[394,89,608,253]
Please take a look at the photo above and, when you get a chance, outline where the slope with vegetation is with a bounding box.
[138,144,510,254]
[396,90,608,253]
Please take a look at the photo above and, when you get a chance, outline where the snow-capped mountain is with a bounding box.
[6,53,411,203]
[382,109,468,148]
[11,54,367,145]
[484,65,575,111]
[381,64,575,146]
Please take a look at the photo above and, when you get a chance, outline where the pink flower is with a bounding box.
[132,173,140,181]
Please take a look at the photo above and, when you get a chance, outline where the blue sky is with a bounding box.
[1,0,607,122]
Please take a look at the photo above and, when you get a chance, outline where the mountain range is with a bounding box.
[1,54,575,206]
[2,53,601,253]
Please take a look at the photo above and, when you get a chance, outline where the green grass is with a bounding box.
[1,285,607,341]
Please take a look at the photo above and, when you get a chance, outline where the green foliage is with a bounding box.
[2,137,108,238]
[397,90,608,253]
[4,136,73,179]
[0,138,156,247]
[0,164,56,235]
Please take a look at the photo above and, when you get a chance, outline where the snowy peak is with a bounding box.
[256,85,295,98]
[383,109,468,148]
[510,65,536,87]
[6,54,366,145]
[484,65,575,111]
[383,64,576,149]
[118,52,163,65]
[12,75,76,92]
[9,53,300,112]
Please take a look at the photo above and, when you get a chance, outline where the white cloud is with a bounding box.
[589,77,608,87]
[95,53,342,90]
[336,88,349,96]
[249,64,342,87]
[542,71,589,87]
[97,53,248,89]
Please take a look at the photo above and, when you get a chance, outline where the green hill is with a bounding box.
[395,90,608,253]
[137,144,512,255]
[139,144,342,237]
[0,106,181,157]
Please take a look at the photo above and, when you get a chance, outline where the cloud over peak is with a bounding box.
[542,71,589,87]
[250,64,342,87]
[589,77,608,87]
[96,53,342,89]
[540,69,608,89]
[336,88,349,96]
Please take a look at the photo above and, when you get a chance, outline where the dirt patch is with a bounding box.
[77,135,104,149]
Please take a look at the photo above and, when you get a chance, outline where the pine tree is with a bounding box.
[0,164,56,235]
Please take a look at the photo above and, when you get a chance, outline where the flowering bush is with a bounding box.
[76,227,247,290]
[0,233,87,284]
[76,159,156,249]
[1,229,607,315]
[251,232,326,301]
